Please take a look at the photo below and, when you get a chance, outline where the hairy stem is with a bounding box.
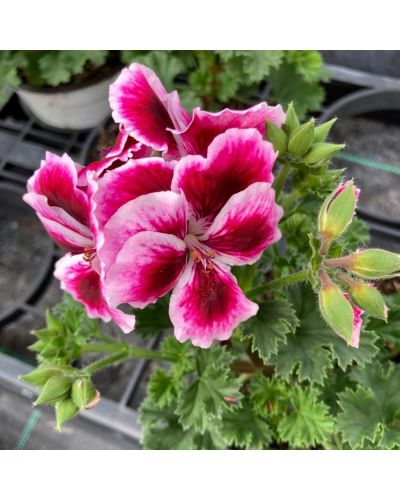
[274,163,290,201]
[247,269,310,298]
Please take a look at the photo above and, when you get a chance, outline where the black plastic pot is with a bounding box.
[320,88,400,247]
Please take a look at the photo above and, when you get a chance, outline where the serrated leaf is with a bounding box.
[367,293,400,347]
[269,62,325,118]
[336,386,379,448]
[241,299,299,363]
[277,386,334,448]
[270,284,378,382]
[241,50,284,83]
[218,401,274,450]
[134,296,172,337]
[148,369,181,408]
[176,369,242,433]
[175,346,242,432]
[249,374,287,416]
[337,362,400,449]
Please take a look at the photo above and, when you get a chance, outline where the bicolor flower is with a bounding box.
[23,152,135,332]
[96,128,283,347]
[109,63,285,160]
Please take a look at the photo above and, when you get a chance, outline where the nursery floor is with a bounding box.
[0,384,139,450]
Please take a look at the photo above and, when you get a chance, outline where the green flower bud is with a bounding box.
[284,102,300,136]
[266,121,287,156]
[71,378,97,410]
[288,119,315,157]
[318,181,359,255]
[20,366,62,387]
[318,270,355,344]
[34,375,72,406]
[313,118,337,143]
[326,249,400,280]
[55,399,79,431]
[337,273,388,321]
[304,142,345,165]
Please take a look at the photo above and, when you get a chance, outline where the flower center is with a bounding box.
[184,234,215,273]
[82,248,96,264]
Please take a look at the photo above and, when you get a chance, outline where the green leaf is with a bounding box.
[240,50,284,83]
[218,401,273,450]
[337,362,400,449]
[249,374,287,416]
[241,298,299,363]
[134,296,172,337]
[148,369,181,408]
[175,346,242,432]
[277,386,334,448]
[336,387,379,448]
[286,50,324,83]
[160,336,194,376]
[269,62,325,118]
[38,51,108,87]
[269,284,378,383]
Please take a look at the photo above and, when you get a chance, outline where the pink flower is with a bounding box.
[343,293,364,348]
[96,128,283,347]
[23,152,135,333]
[109,63,285,160]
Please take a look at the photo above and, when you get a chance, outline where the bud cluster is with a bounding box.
[313,182,400,348]
[20,366,100,430]
[267,103,345,168]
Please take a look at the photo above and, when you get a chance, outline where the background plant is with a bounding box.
[0,50,327,117]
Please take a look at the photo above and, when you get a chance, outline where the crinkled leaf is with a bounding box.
[241,298,299,363]
[148,369,181,409]
[277,386,334,448]
[218,401,274,450]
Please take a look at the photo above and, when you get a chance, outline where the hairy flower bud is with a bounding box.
[336,273,388,321]
[267,121,287,156]
[325,249,400,280]
[71,378,97,410]
[288,119,314,157]
[20,365,62,387]
[55,399,79,431]
[34,375,72,406]
[304,142,345,165]
[318,181,359,255]
[318,270,361,346]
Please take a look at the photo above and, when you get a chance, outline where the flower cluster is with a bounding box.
[24,63,284,348]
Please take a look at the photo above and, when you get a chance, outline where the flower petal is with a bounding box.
[99,191,188,272]
[109,63,190,152]
[54,254,135,333]
[23,192,94,253]
[105,232,186,309]
[169,259,258,348]
[91,158,174,230]
[78,125,152,186]
[172,103,285,156]
[201,182,283,266]
[27,152,89,226]
[172,128,277,221]
[343,293,364,348]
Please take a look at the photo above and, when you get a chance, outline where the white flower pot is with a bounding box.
[17,73,118,131]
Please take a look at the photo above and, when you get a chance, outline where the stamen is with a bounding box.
[83,248,96,264]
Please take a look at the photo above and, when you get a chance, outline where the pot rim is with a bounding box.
[18,65,123,96]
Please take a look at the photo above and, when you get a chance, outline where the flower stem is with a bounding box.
[246,269,310,299]
[81,341,165,375]
[274,163,290,201]
[84,352,130,375]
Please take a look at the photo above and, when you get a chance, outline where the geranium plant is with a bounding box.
[21,62,400,449]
